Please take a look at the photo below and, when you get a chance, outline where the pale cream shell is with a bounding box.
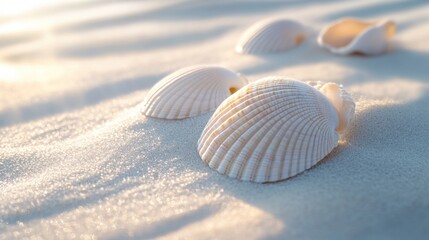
[141,65,247,119]
[236,19,308,54]
[198,77,355,183]
[318,18,396,55]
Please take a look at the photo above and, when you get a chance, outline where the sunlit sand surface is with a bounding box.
[1,0,429,239]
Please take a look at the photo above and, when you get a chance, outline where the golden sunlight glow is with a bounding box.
[0,64,20,81]
[0,0,87,17]
[0,0,45,16]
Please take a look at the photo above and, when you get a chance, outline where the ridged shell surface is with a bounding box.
[198,77,353,183]
[318,18,396,55]
[236,19,308,54]
[141,65,247,119]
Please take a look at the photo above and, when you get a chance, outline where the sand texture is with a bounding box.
[1,0,429,239]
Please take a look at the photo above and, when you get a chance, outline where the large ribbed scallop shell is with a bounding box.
[318,18,396,55]
[198,77,355,183]
[236,19,308,54]
[141,65,247,119]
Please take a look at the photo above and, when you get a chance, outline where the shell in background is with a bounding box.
[307,81,355,133]
[236,19,308,54]
[319,83,355,133]
[198,77,355,183]
[141,65,247,119]
[318,18,396,55]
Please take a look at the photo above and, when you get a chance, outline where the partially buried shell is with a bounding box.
[141,65,247,119]
[236,19,308,54]
[198,77,355,183]
[318,18,396,55]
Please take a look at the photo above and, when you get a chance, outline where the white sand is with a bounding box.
[1,0,429,239]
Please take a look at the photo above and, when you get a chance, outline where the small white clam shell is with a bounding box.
[318,18,396,55]
[236,19,308,54]
[198,77,355,183]
[319,83,355,133]
[141,65,247,119]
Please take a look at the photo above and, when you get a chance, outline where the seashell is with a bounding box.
[198,77,355,183]
[318,18,396,55]
[236,19,309,54]
[141,65,247,119]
